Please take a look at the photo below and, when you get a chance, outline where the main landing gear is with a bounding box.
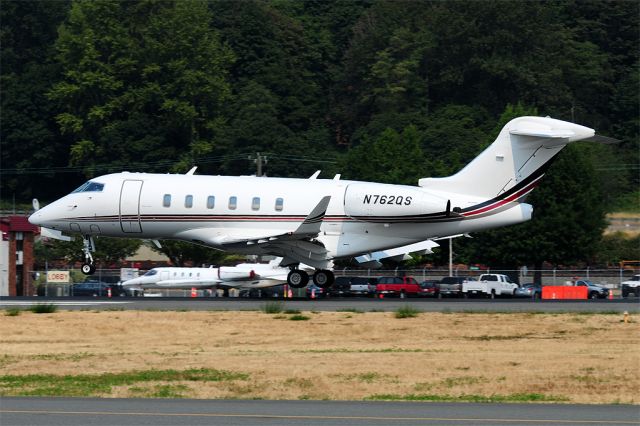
[286,268,335,289]
[81,235,96,275]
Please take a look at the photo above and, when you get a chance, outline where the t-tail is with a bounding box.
[418,116,596,199]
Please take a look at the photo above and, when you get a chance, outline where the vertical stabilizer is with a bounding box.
[418,116,595,199]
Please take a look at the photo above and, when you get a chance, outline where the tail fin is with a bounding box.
[418,116,595,198]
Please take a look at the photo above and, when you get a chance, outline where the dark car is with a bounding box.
[329,276,352,297]
[418,280,440,297]
[437,276,476,297]
[306,284,328,299]
[240,284,286,298]
[514,283,542,299]
[575,279,610,299]
[71,280,126,297]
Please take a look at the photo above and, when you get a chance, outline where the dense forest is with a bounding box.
[2,0,638,268]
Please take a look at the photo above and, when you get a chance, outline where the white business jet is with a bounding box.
[121,258,301,293]
[29,116,604,289]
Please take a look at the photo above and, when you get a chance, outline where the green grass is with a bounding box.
[394,305,420,319]
[284,309,301,314]
[0,368,249,397]
[261,302,284,314]
[366,393,569,403]
[4,308,21,316]
[337,308,364,313]
[28,303,58,314]
[130,384,191,398]
[289,314,311,321]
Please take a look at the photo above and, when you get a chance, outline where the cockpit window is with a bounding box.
[143,270,158,276]
[72,181,105,193]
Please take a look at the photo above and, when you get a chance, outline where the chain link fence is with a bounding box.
[29,267,639,297]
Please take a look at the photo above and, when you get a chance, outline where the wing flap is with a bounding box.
[355,239,440,266]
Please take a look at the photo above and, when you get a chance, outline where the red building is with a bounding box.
[0,216,38,296]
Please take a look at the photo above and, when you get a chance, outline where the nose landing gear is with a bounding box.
[81,235,96,275]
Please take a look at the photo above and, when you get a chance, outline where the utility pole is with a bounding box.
[249,152,268,177]
[449,237,453,276]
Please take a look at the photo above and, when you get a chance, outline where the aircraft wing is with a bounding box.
[355,240,441,268]
[216,196,333,269]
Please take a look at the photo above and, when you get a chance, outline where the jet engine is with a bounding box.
[344,183,449,221]
[218,268,256,281]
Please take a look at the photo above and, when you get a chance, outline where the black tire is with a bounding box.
[490,290,496,300]
[81,263,95,275]
[589,292,598,300]
[313,270,335,288]
[287,270,309,288]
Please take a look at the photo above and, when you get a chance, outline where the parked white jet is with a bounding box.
[29,117,605,288]
[121,259,295,292]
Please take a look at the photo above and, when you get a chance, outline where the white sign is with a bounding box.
[47,271,70,283]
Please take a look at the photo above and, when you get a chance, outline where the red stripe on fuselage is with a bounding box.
[462,177,542,217]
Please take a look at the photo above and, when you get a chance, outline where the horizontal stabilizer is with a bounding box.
[581,135,620,144]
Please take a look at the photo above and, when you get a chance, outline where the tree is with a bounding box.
[48,0,234,176]
[341,125,425,185]
[34,237,141,268]
[0,1,73,199]
[149,241,233,267]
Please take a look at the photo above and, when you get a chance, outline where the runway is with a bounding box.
[1,296,638,313]
[1,397,639,426]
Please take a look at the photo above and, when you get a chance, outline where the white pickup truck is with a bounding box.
[462,274,518,298]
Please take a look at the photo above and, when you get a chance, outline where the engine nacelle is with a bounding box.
[218,268,255,281]
[344,183,448,221]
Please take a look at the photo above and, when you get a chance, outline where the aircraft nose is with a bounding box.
[28,211,43,226]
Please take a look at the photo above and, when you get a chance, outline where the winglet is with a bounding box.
[293,196,331,236]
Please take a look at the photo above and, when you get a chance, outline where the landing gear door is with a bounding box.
[120,180,143,233]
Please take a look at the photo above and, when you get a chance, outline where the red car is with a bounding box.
[371,276,420,298]
[418,280,440,297]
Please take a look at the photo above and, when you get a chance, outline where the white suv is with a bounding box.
[621,274,640,298]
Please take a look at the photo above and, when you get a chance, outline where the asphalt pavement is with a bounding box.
[1,296,639,313]
[1,397,639,426]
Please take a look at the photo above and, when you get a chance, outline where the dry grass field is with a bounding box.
[1,308,638,404]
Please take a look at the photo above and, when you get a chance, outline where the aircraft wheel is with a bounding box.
[81,263,96,275]
[313,270,334,288]
[287,270,309,289]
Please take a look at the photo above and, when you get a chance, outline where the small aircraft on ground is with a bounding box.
[29,116,609,289]
[121,258,303,294]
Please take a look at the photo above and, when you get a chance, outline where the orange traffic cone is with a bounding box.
[107,288,112,298]
[191,287,197,298]
[379,293,384,299]
[311,288,316,299]
[609,289,614,300]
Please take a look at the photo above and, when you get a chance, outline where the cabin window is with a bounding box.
[228,196,237,210]
[252,197,260,211]
[275,197,284,211]
[207,196,215,209]
[185,195,193,208]
[163,194,171,207]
